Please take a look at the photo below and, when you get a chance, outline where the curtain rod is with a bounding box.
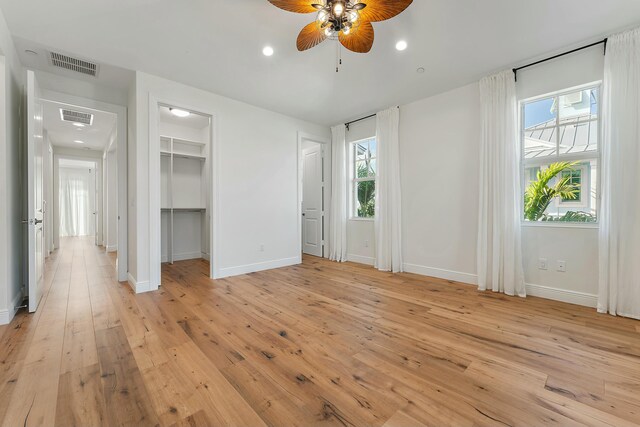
[513,38,608,82]
[345,106,399,130]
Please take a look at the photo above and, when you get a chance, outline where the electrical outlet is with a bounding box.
[364,240,369,248]
[557,260,566,272]
[539,258,548,270]
[259,244,265,252]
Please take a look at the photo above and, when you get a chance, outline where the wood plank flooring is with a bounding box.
[1,236,640,426]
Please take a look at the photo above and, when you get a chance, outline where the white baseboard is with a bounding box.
[106,244,117,252]
[0,292,23,325]
[128,273,151,294]
[161,251,205,263]
[526,283,597,308]
[403,263,478,285]
[218,256,300,279]
[347,254,375,266]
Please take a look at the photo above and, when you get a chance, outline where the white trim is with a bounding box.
[0,292,23,325]
[218,256,300,279]
[297,131,331,260]
[128,272,151,294]
[161,252,205,263]
[526,283,597,308]
[521,221,598,229]
[347,254,375,266]
[106,245,117,252]
[403,263,478,285]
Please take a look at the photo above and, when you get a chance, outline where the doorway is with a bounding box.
[149,100,218,289]
[298,133,331,259]
[57,158,98,240]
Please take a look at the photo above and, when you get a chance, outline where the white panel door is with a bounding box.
[26,70,44,313]
[302,144,323,257]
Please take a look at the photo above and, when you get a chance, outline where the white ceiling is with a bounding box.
[2,1,640,126]
[43,100,117,151]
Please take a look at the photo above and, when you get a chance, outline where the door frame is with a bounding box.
[53,153,101,244]
[148,95,220,289]
[297,132,331,261]
[41,90,128,282]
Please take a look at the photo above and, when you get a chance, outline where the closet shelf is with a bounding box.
[161,208,206,212]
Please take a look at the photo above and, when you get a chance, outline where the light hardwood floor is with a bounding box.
[1,237,639,426]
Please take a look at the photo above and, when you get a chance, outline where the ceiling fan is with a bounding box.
[268,0,413,53]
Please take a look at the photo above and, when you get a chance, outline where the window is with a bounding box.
[521,85,600,223]
[351,138,376,218]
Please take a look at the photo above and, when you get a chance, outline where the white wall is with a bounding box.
[130,71,330,289]
[346,46,604,307]
[0,8,25,325]
[105,147,118,251]
[43,134,54,255]
[400,83,481,284]
[345,117,377,265]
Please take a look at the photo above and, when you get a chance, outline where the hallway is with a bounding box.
[1,238,640,426]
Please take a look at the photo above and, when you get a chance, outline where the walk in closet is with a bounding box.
[160,106,212,264]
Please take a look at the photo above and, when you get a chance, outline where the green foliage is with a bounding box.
[524,161,581,222]
[543,211,597,222]
[356,162,375,218]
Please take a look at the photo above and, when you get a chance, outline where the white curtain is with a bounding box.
[329,124,348,262]
[598,28,640,319]
[375,107,403,272]
[477,70,526,297]
[59,167,95,237]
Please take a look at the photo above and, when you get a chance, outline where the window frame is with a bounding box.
[519,82,602,228]
[349,137,376,220]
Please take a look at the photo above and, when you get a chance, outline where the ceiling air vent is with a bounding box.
[49,51,99,77]
[60,109,94,126]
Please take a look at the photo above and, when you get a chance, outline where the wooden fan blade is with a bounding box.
[297,22,327,51]
[358,0,413,22]
[339,21,374,53]
[268,0,317,14]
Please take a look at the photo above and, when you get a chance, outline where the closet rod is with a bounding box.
[345,106,399,131]
[513,38,607,82]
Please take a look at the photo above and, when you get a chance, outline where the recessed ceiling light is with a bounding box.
[169,108,190,118]
[417,67,425,74]
[395,40,408,51]
[74,140,85,144]
[263,46,274,57]
[25,49,38,56]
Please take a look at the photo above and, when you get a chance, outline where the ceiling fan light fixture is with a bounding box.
[317,9,329,23]
[333,1,344,16]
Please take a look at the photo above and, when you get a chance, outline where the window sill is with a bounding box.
[521,221,599,230]
[349,217,374,222]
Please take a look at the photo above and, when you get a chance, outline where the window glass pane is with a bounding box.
[523,96,557,160]
[523,160,597,223]
[369,159,377,176]
[557,88,598,125]
[355,141,369,161]
[355,180,375,218]
[368,139,377,157]
[524,96,555,128]
[558,120,598,156]
[561,170,582,202]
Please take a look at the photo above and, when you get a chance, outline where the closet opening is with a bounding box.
[153,103,216,287]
